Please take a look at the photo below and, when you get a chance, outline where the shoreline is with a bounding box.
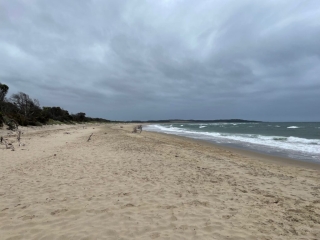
[143,123,320,165]
[143,129,320,170]
[1,123,320,239]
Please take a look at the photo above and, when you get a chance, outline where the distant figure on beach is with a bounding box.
[132,125,142,133]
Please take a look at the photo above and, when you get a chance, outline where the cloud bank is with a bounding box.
[1,0,320,121]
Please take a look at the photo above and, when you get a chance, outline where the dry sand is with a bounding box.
[0,124,320,240]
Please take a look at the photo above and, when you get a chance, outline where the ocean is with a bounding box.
[144,122,320,163]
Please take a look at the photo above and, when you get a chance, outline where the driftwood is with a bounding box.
[4,139,9,148]
[17,130,22,147]
[17,131,21,142]
[3,139,15,151]
[87,133,93,142]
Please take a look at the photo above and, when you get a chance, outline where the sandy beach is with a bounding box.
[1,124,320,240]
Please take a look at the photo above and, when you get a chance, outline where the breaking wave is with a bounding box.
[145,125,320,157]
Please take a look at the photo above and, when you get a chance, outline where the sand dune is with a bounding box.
[0,124,319,239]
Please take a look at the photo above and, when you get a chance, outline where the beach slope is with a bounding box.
[0,124,319,239]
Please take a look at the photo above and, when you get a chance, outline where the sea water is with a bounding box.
[144,122,320,163]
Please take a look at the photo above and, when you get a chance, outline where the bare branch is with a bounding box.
[87,133,93,142]
[17,130,21,142]
[3,139,14,151]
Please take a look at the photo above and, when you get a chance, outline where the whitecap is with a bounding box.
[287,126,299,129]
[144,124,320,155]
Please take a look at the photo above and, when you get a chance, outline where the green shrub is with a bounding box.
[47,119,64,125]
[3,115,16,130]
[0,112,3,127]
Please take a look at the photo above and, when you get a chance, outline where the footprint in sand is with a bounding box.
[20,215,36,220]
[170,215,178,221]
[150,232,160,239]
[51,209,68,215]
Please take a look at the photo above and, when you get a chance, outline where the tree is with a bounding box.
[72,112,86,122]
[10,92,41,119]
[0,82,9,127]
[42,107,71,122]
[0,83,111,127]
[0,83,9,102]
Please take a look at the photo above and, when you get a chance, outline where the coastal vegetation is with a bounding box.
[0,82,259,129]
[0,82,110,129]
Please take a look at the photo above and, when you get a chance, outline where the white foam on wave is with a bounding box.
[199,126,206,128]
[287,126,299,129]
[189,122,256,126]
[145,124,320,156]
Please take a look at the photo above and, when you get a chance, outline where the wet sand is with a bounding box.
[0,124,319,239]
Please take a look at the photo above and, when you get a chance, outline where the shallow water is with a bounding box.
[145,122,320,163]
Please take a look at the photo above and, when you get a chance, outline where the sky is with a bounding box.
[0,0,320,121]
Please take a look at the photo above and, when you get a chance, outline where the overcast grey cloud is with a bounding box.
[1,0,319,121]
